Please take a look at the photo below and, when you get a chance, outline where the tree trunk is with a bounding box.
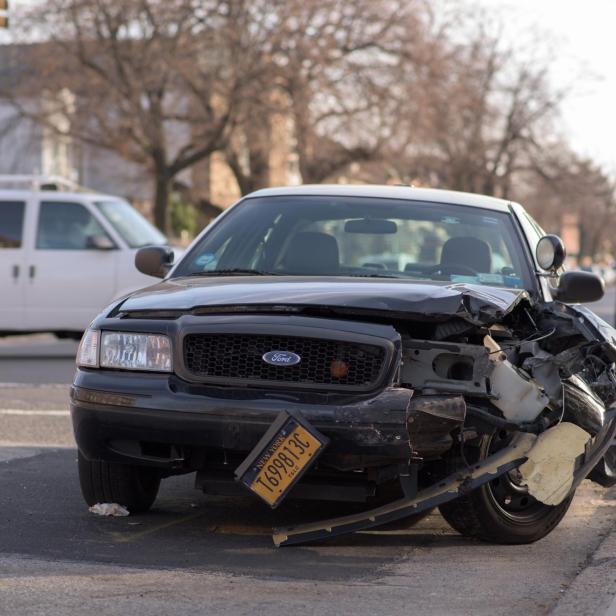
[225,144,270,196]
[153,173,170,233]
[577,224,588,261]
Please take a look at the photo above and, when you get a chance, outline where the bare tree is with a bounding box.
[219,0,429,192]
[2,0,611,259]
[277,0,425,184]
[3,0,272,231]
[518,146,616,260]
[387,12,565,197]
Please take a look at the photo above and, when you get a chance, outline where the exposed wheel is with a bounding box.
[78,451,161,513]
[439,430,574,544]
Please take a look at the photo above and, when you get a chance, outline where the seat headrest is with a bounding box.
[441,236,492,273]
[283,231,340,274]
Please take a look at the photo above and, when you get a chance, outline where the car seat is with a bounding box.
[283,231,340,274]
[440,236,492,273]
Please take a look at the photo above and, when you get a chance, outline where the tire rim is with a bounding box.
[484,430,549,524]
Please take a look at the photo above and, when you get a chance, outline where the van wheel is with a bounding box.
[439,430,574,544]
[78,451,161,514]
[55,331,83,341]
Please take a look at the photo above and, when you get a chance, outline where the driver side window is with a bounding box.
[36,202,110,250]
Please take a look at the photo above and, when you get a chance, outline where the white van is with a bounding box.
[0,176,173,336]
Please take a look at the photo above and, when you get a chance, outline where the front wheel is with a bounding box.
[439,431,574,544]
[78,451,161,514]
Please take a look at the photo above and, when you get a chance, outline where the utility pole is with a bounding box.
[0,0,8,29]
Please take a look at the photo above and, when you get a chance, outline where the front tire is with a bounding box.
[78,451,161,514]
[439,431,574,544]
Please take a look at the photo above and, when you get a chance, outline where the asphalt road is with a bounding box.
[0,385,615,615]
[0,335,78,384]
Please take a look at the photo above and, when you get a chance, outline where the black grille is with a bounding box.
[183,333,387,389]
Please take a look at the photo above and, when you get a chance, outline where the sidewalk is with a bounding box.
[550,505,616,616]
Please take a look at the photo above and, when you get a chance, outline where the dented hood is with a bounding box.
[118,276,530,324]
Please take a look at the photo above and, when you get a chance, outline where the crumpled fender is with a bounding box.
[519,422,591,505]
[540,302,616,485]
[273,432,537,547]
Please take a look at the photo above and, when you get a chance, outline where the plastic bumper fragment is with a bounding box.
[273,432,537,547]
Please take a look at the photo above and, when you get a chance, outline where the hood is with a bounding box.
[117,276,531,325]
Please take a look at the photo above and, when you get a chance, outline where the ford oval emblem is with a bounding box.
[262,350,301,367]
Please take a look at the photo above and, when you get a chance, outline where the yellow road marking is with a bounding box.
[207,523,271,536]
[110,513,272,543]
[111,511,207,543]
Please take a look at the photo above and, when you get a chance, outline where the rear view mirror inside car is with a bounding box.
[344,218,398,234]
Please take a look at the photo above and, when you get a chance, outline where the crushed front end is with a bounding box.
[71,283,616,546]
[72,313,465,504]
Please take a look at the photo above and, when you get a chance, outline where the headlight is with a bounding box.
[76,329,100,368]
[99,332,172,372]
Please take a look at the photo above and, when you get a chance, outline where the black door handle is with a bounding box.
[12,264,19,279]
[29,265,36,279]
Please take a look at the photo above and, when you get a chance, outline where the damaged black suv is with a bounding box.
[72,185,616,546]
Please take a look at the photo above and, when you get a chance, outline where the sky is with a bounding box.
[482,0,616,173]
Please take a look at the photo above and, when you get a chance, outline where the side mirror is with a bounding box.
[135,245,174,278]
[86,234,115,250]
[552,270,604,303]
[536,235,566,271]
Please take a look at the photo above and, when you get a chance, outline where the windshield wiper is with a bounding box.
[345,272,405,279]
[187,270,404,279]
[186,268,279,277]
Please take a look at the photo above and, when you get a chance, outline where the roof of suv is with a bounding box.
[0,189,115,201]
[246,185,513,212]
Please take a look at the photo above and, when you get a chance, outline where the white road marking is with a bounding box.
[0,409,70,416]
[0,440,71,447]
[0,447,47,463]
[0,383,70,387]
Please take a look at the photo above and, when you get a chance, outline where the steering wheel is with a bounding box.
[427,263,478,276]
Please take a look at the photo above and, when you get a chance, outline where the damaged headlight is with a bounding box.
[77,330,173,372]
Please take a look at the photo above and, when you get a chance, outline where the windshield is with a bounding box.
[174,196,534,290]
[95,200,167,248]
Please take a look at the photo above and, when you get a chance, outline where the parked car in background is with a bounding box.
[72,185,616,547]
[598,265,615,286]
[0,175,174,337]
[578,263,615,286]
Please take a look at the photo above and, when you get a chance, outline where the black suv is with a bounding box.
[72,185,616,546]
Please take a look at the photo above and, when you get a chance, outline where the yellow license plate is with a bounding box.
[235,413,328,508]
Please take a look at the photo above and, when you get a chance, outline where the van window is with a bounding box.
[0,201,25,248]
[36,202,110,250]
[96,200,166,248]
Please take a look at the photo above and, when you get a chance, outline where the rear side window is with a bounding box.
[36,202,109,250]
[0,201,25,248]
